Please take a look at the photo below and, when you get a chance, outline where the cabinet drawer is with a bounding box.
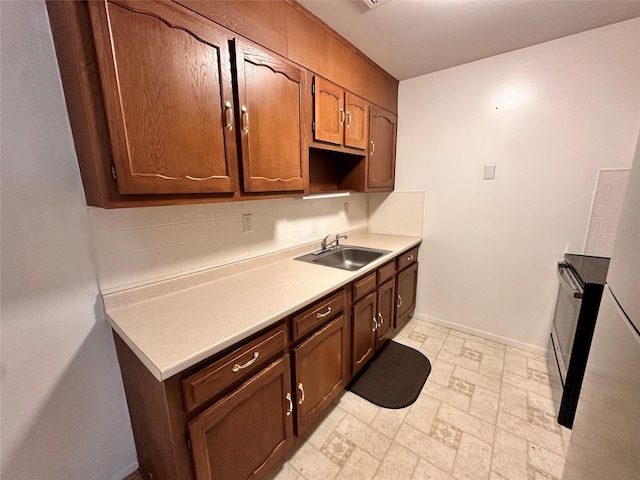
[292,290,346,341]
[352,272,376,301]
[397,247,419,271]
[182,323,287,412]
[377,261,395,284]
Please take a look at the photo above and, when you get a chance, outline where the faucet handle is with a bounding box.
[335,233,347,247]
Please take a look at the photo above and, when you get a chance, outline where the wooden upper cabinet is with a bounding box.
[88,0,239,195]
[48,0,398,207]
[344,92,368,150]
[313,76,343,145]
[174,0,399,114]
[312,76,368,151]
[234,40,307,193]
[368,105,397,190]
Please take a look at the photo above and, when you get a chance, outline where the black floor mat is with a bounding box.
[348,340,431,409]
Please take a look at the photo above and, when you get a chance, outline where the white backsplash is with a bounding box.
[368,191,425,237]
[584,168,631,257]
[89,194,366,292]
[89,192,426,293]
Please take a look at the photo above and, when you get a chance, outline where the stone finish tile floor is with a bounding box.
[269,317,570,480]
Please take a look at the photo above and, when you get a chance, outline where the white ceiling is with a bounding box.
[299,0,640,80]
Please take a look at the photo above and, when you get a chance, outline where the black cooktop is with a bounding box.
[564,253,610,286]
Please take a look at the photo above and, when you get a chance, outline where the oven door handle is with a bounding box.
[557,262,583,299]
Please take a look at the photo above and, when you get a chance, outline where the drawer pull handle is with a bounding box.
[285,393,293,416]
[407,254,414,261]
[232,352,259,372]
[224,101,233,131]
[339,107,345,126]
[346,111,352,128]
[372,317,379,331]
[316,306,332,319]
[397,295,403,308]
[378,312,384,325]
[298,383,305,405]
[241,105,249,134]
[370,140,375,156]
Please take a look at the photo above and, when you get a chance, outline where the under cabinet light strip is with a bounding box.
[299,192,351,200]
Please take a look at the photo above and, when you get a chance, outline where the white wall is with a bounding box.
[396,18,640,351]
[0,2,137,479]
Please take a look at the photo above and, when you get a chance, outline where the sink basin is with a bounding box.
[295,246,391,271]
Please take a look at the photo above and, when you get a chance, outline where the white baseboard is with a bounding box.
[412,312,548,356]
[109,460,139,480]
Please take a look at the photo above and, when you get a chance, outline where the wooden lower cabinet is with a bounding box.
[293,314,349,435]
[352,291,377,377]
[188,356,294,480]
[376,278,395,345]
[113,246,420,480]
[396,262,418,330]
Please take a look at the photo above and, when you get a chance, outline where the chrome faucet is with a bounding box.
[320,233,348,252]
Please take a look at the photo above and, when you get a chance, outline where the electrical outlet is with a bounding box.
[344,202,349,214]
[242,213,252,232]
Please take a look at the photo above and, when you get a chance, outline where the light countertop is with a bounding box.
[104,233,422,381]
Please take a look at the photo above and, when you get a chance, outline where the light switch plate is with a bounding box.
[483,164,496,180]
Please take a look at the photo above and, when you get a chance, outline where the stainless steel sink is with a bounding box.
[295,245,391,271]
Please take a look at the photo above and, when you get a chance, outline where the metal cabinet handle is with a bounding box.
[407,255,414,261]
[346,111,352,128]
[372,317,379,331]
[285,393,293,416]
[298,383,305,405]
[316,306,332,319]
[370,140,375,156]
[224,101,233,131]
[378,312,384,325]
[339,108,345,126]
[232,352,259,372]
[397,295,403,308]
[241,105,249,134]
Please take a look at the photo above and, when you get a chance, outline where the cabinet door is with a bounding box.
[396,263,418,330]
[293,315,349,435]
[376,278,395,345]
[88,0,238,195]
[368,105,397,190]
[344,92,368,150]
[188,356,294,480]
[352,292,377,377]
[313,76,344,145]
[235,40,306,193]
